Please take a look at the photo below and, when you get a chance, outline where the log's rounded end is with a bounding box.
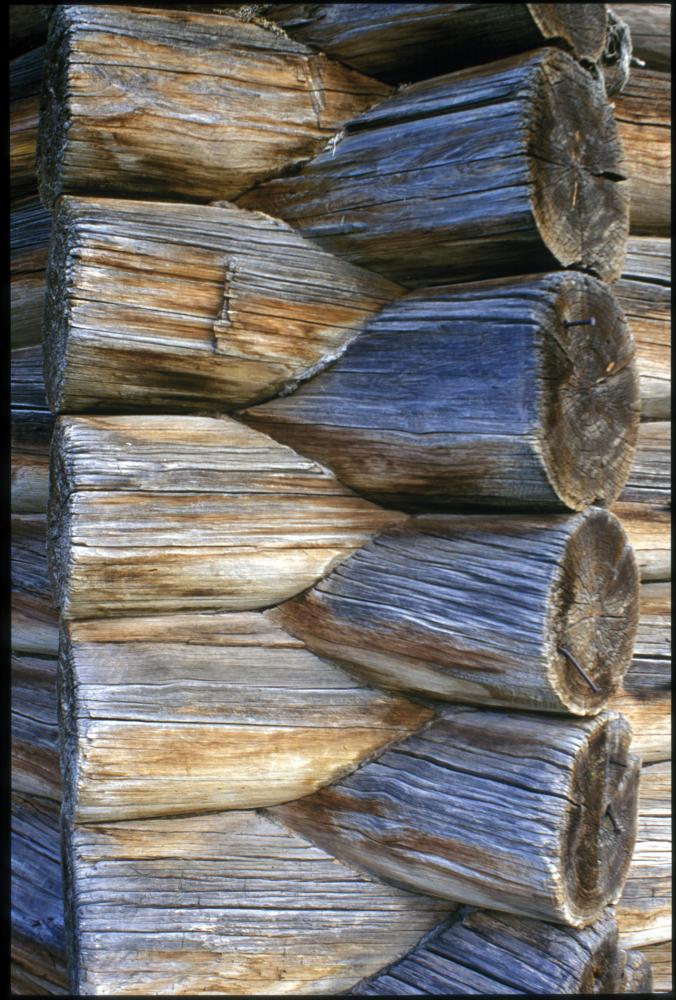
[548,508,639,714]
[537,273,640,511]
[528,49,629,283]
[559,712,640,926]
[527,4,609,63]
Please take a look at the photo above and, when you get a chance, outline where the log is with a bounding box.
[621,949,655,993]
[49,415,405,620]
[44,195,401,414]
[10,45,44,198]
[617,420,671,507]
[614,236,670,420]
[351,907,639,995]
[612,501,670,581]
[276,510,639,715]
[36,5,391,209]
[12,653,61,802]
[12,591,59,658]
[12,345,48,411]
[617,760,672,947]
[273,707,640,927]
[59,610,431,822]
[641,940,673,993]
[264,4,611,85]
[613,68,671,236]
[244,273,640,511]
[11,196,52,351]
[11,409,53,514]
[11,793,68,996]
[238,48,630,287]
[612,5,671,71]
[63,809,450,995]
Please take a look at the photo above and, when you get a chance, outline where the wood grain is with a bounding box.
[44,195,401,413]
[273,708,640,927]
[12,653,61,803]
[243,272,640,511]
[59,610,431,822]
[612,5,671,71]
[11,196,52,351]
[37,5,391,208]
[49,415,406,619]
[12,409,53,515]
[641,940,673,993]
[63,809,450,995]
[276,510,639,715]
[239,48,629,286]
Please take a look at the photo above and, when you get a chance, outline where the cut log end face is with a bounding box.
[528,49,629,283]
[549,510,640,714]
[527,4,609,64]
[562,714,640,926]
[538,274,640,511]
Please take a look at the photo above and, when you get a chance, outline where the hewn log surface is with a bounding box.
[64,809,450,995]
[612,5,671,72]
[49,415,405,619]
[274,708,640,927]
[37,5,391,209]
[614,237,670,420]
[239,48,629,286]
[12,653,61,803]
[44,196,401,414]
[244,272,640,511]
[612,502,670,581]
[641,940,673,993]
[59,610,431,822]
[12,591,59,658]
[616,421,671,507]
[264,4,611,85]
[12,409,54,514]
[617,760,672,948]
[614,68,671,236]
[277,510,639,715]
[351,907,641,995]
[11,197,52,351]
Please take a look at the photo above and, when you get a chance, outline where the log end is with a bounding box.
[528,4,609,63]
[529,50,629,283]
[549,509,640,714]
[538,274,640,511]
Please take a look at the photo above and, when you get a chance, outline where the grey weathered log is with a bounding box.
[263,4,611,85]
[37,5,391,209]
[12,653,61,802]
[44,195,401,414]
[612,501,670,581]
[11,793,68,996]
[621,949,655,993]
[614,236,670,420]
[63,809,450,995]
[641,940,673,993]
[617,760,671,948]
[351,907,639,995]
[244,273,640,511]
[276,509,639,715]
[616,420,671,507]
[273,708,640,927]
[48,415,405,620]
[11,196,51,350]
[12,409,53,514]
[612,5,671,71]
[614,68,671,236]
[238,48,630,286]
[59,610,431,823]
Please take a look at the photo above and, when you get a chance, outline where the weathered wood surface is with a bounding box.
[11,196,51,350]
[64,809,450,995]
[12,653,61,803]
[264,4,612,85]
[612,502,670,581]
[617,760,672,948]
[244,273,640,511]
[351,907,643,995]
[616,421,671,507]
[10,43,44,197]
[274,708,640,927]
[12,591,59,658]
[614,68,671,235]
[59,610,431,823]
[614,236,670,420]
[49,415,405,619]
[621,949,655,993]
[37,5,391,209]
[612,5,671,71]
[239,48,629,286]
[44,196,401,413]
[12,409,53,514]
[641,940,673,993]
[277,510,639,715]
[11,793,68,996]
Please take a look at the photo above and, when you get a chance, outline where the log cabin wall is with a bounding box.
[10,3,670,995]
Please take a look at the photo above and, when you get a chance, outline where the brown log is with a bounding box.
[48,415,405,620]
[238,48,629,287]
[44,195,401,414]
[640,940,673,993]
[11,94,40,199]
[276,510,639,715]
[11,196,52,350]
[244,273,640,512]
[12,653,61,802]
[612,5,671,71]
[37,5,390,209]
[63,809,450,995]
[264,4,612,85]
[612,501,670,581]
[273,708,640,927]
[614,236,670,420]
[614,68,671,236]
[59,610,431,823]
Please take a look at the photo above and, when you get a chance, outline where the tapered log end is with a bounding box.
[539,274,640,511]
[561,713,640,926]
[529,50,629,283]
